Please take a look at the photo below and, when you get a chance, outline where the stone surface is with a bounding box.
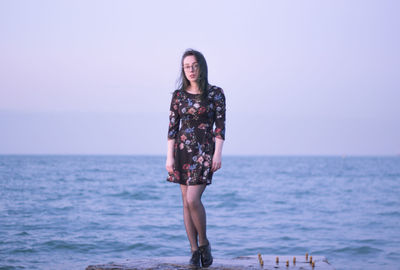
[86,255,335,270]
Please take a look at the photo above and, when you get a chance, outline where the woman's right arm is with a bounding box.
[166,139,175,173]
[165,90,180,173]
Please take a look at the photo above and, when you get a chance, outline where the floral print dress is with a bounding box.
[167,84,226,185]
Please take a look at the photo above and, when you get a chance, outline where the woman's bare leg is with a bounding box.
[180,184,208,251]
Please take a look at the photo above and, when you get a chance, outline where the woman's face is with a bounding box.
[183,55,199,84]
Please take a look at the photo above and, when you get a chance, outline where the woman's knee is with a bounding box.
[186,196,201,209]
[182,198,190,210]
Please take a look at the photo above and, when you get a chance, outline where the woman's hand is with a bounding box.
[166,156,175,174]
[211,152,222,172]
[166,139,176,174]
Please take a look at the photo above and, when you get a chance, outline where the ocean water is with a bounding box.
[0,155,399,270]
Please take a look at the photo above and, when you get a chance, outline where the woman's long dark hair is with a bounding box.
[176,48,209,102]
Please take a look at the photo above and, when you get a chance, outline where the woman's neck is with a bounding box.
[186,82,200,94]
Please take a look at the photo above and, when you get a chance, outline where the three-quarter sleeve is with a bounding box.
[213,87,226,140]
[167,90,180,140]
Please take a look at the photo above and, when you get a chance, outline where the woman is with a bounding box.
[165,48,226,267]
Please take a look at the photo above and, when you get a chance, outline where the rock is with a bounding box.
[86,255,335,270]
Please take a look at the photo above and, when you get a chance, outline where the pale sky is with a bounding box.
[1,0,399,155]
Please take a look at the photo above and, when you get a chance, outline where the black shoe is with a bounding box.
[199,242,213,267]
[189,249,201,268]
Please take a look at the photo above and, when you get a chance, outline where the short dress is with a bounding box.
[167,84,226,185]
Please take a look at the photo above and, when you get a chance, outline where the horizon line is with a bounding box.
[0,153,398,157]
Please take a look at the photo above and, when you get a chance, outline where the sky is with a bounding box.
[0,0,399,155]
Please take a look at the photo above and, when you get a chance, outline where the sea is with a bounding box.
[0,155,399,270]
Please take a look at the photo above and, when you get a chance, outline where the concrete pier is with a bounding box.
[86,254,335,269]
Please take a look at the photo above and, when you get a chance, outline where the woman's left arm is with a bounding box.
[212,138,224,172]
[212,88,226,172]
